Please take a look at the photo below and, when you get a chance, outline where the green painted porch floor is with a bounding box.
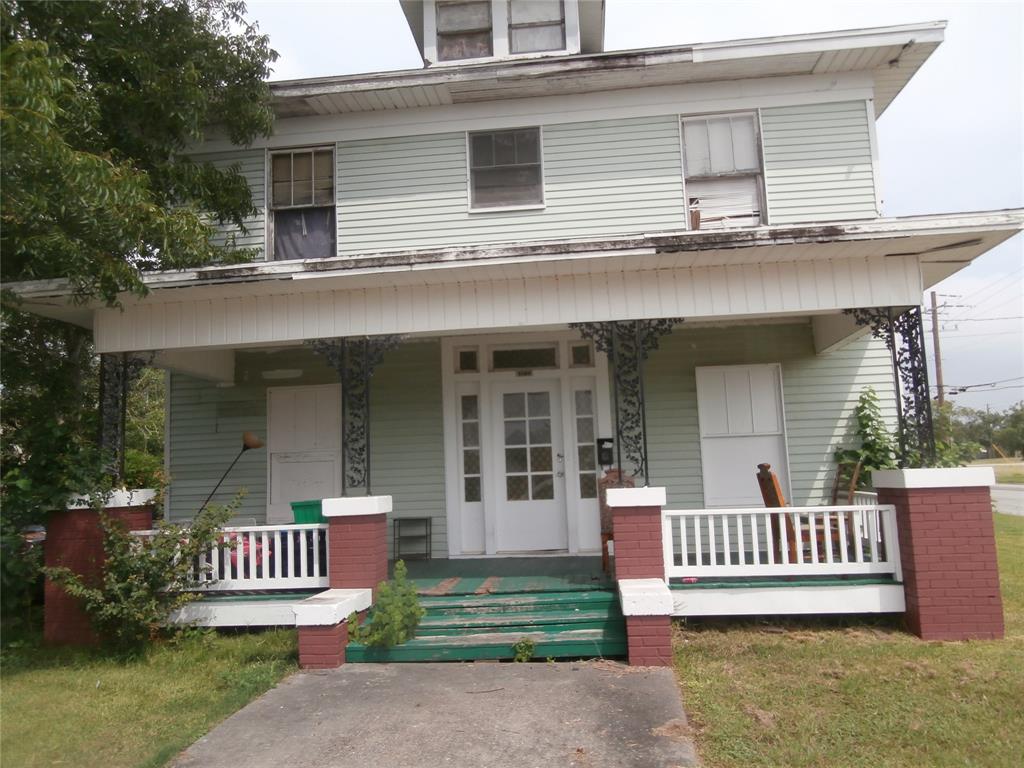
[350,559,623,662]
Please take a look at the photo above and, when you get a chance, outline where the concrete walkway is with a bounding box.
[173,662,698,768]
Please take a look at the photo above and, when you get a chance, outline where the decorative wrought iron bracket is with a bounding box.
[569,318,681,484]
[309,335,402,495]
[845,306,935,467]
[98,351,156,480]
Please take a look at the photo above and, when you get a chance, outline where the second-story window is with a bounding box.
[270,148,335,260]
[682,114,763,229]
[508,1,565,54]
[437,1,493,61]
[468,128,544,209]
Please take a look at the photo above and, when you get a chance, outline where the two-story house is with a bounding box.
[19,2,1023,658]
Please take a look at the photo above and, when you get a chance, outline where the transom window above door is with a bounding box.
[270,148,335,261]
[468,128,544,209]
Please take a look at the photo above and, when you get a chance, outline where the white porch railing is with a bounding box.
[136,523,330,591]
[661,504,901,581]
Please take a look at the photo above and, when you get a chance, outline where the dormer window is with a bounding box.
[427,0,576,65]
[436,1,493,61]
[682,113,764,229]
[509,1,565,54]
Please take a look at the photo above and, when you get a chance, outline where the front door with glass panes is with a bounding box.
[491,379,567,552]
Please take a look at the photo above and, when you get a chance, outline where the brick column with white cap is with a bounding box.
[322,496,390,597]
[874,467,1004,641]
[606,487,674,666]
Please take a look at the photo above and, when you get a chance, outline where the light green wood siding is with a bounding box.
[335,115,686,254]
[760,101,878,224]
[192,149,267,257]
[167,341,447,556]
[645,323,896,508]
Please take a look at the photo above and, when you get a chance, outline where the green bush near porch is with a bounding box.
[0,629,296,768]
[674,513,1024,768]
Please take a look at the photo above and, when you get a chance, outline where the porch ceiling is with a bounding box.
[9,209,1022,354]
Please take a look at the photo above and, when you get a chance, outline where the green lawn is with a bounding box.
[674,513,1024,768]
[1,629,297,768]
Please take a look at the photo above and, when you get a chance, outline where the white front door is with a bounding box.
[491,380,568,553]
[267,384,341,523]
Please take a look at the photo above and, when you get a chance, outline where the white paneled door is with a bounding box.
[695,364,790,507]
[267,384,342,523]
[491,380,569,553]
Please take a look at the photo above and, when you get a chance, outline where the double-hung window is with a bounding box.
[508,0,565,53]
[436,1,493,61]
[270,148,335,261]
[468,128,544,209]
[681,114,763,229]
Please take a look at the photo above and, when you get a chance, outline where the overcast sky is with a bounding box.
[245,0,1024,410]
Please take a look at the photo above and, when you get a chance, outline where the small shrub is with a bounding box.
[512,636,536,662]
[347,560,424,648]
[44,496,240,650]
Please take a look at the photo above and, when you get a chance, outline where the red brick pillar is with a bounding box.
[297,622,348,669]
[44,490,156,646]
[874,468,1004,641]
[322,496,391,596]
[606,487,666,580]
[607,487,673,666]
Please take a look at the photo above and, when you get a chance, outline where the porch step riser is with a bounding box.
[349,588,626,663]
[346,638,627,663]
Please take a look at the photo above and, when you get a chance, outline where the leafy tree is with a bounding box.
[1,0,277,300]
[995,402,1024,457]
[0,0,276,620]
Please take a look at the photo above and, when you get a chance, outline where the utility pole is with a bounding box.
[930,291,944,406]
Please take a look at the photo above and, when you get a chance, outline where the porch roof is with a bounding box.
[11,210,1023,341]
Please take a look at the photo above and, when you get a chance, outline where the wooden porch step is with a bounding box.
[418,590,617,613]
[346,627,627,663]
[416,608,622,636]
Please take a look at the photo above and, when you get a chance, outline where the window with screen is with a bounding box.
[468,128,544,209]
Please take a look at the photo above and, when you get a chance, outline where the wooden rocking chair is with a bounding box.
[757,463,850,563]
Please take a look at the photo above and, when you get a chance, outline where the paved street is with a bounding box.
[993,484,1024,516]
[172,662,698,768]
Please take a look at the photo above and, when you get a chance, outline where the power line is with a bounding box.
[924,315,1024,322]
[930,376,1024,389]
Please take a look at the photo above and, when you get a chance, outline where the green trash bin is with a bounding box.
[290,499,324,524]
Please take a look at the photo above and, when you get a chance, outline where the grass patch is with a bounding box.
[674,513,1024,768]
[1,629,297,768]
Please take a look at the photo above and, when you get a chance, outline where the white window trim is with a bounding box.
[680,110,767,229]
[464,126,546,213]
[424,0,580,66]
[266,145,337,262]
